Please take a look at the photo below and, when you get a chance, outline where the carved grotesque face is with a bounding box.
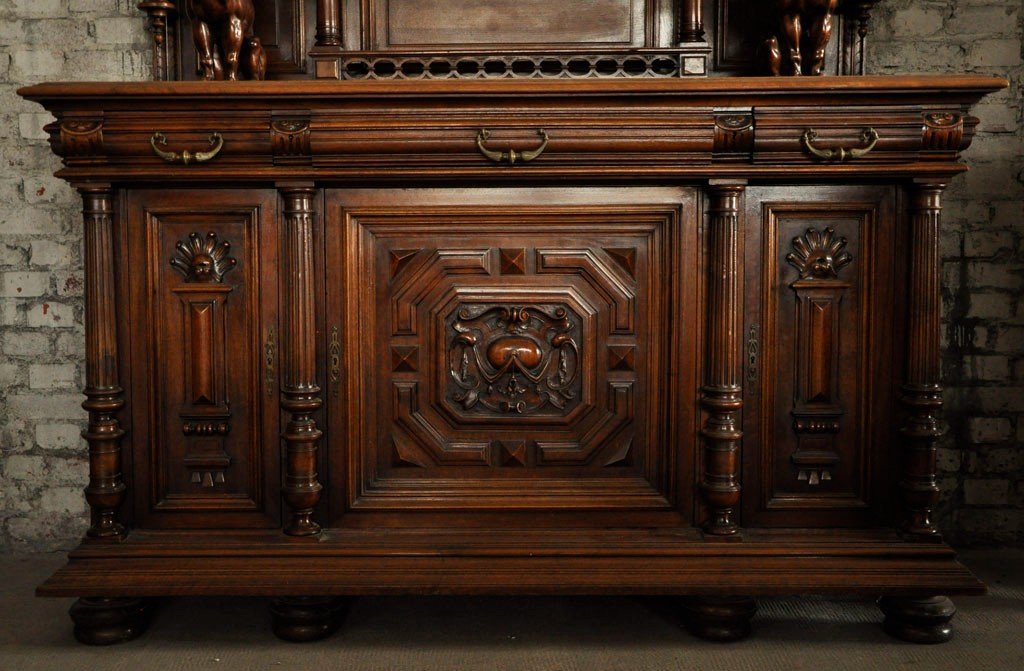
[807,250,835,278]
[191,253,215,281]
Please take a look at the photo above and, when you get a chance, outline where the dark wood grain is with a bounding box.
[80,186,128,541]
[17,73,1006,645]
[900,182,946,539]
[280,185,324,536]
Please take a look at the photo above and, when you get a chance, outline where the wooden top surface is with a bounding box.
[20,75,1008,102]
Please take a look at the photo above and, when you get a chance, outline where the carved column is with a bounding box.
[679,0,705,43]
[80,186,128,541]
[280,185,324,536]
[899,181,947,539]
[138,2,178,81]
[316,0,342,47]
[700,182,745,536]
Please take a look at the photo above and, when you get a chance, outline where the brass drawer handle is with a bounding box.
[476,129,549,165]
[802,128,879,162]
[151,131,224,165]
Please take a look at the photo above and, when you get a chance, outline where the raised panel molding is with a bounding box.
[327,197,688,514]
[127,191,280,528]
[744,188,896,527]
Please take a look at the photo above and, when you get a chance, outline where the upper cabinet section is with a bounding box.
[18,76,1005,184]
[137,1,887,82]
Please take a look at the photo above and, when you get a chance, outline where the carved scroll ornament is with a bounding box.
[449,305,581,415]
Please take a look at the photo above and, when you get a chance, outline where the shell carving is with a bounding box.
[786,227,853,280]
[170,231,237,283]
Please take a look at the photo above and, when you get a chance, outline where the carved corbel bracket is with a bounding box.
[56,117,105,158]
[922,112,969,152]
[713,112,754,159]
[271,115,313,165]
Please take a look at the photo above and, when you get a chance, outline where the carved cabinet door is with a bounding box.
[324,188,698,527]
[124,189,281,528]
[742,185,901,527]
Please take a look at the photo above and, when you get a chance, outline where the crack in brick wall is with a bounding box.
[0,1,1021,552]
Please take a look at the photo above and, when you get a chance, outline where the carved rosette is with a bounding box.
[170,232,238,283]
[448,305,582,415]
[785,227,852,486]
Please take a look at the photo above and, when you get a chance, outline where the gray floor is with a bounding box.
[1,551,1021,671]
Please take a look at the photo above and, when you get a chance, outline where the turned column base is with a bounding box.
[69,597,156,646]
[270,596,348,642]
[680,596,757,642]
[878,596,955,644]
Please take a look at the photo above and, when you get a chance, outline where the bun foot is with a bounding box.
[69,597,156,646]
[270,596,348,642]
[878,596,955,644]
[680,596,757,642]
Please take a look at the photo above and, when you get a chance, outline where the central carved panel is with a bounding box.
[326,194,690,515]
[447,304,582,416]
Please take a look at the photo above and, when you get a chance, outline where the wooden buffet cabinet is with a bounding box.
[17,0,1008,647]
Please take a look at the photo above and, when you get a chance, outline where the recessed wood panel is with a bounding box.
[371,0,649,50]
[325,188,695,521]
[126,190,280,528]
[743,186,898,527]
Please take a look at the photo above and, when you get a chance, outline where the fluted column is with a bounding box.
[280,185,324,536]
[700,182,745,536]
[899,181,947,539]
[316,0,342,47]
[679,0,705,43]
[80,186,127,541]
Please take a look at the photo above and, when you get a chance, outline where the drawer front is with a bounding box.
[742,185,900,527]
[325,188,697,521]
[125,189,281,528]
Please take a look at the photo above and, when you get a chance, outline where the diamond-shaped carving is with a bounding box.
[389,249,420,280]
[392,433,430,468]
[500,248,526,275]
[391,346,419,372]
[602,437,633,467]
[493,440,529,467]
[604,247,637,278]
[609,345,636,372]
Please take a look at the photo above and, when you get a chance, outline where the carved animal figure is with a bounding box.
[189,0,266,81]
[767,0,839,76]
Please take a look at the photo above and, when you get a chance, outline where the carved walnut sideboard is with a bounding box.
[16,0,1008,648]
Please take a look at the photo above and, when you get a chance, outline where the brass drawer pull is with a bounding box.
[476,129,549,165]
[151,131,224,165]
[802,128,879,162]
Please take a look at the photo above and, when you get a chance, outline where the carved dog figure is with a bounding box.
[767,0,839,76]
[189,0,266,81]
